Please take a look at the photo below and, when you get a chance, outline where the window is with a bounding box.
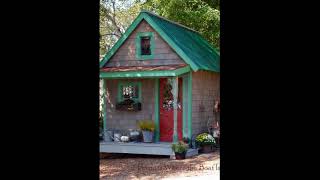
[122,85,139,99]
[118,82,142,102]
[136,32,155,60]
[141,37,151,55]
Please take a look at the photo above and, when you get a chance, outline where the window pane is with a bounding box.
[122,85,139,99]
[141,37,151,55]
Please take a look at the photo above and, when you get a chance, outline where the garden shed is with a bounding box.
[100,10,220,156]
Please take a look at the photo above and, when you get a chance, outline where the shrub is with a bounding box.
[195,133,216,146]
[172,141,189,153]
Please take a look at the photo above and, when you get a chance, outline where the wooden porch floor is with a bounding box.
[100,141,198,157]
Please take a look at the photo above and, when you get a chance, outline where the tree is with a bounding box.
[143,0,220,50]
[100,0,144,57]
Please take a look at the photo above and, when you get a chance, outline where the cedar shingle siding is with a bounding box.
[191,71,220,136]
[105,79,155,131]
[105,20,186,67]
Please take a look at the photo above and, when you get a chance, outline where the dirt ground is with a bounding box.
[100,151,220,180]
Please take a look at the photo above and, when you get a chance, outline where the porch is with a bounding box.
[100,64,194,156]
[100,141,198,157]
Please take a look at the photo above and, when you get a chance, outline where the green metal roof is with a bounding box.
[100,11,220,72]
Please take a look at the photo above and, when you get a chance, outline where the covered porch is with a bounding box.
[100,64,195,156]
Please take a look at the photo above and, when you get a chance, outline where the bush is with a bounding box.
[172,141,189,153]
[138,120,155,132]
[196,133,216,146]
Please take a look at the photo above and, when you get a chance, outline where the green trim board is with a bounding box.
[182,75,188,138]
[100,66,191,79]
[117,82,142,103]
[154,79,160,142]
[135,32,155,60]
[187,71,192,139]
[99,11,220,72]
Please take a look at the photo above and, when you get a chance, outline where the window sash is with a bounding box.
[135,32,155,60]
[118,82,142,102]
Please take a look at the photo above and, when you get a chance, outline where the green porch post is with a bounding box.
[172,77,179,143]
[182,76,188,138]
[188,72,192,140]
[154,78,160,142]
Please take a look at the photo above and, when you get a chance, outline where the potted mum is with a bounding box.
[171,141,189,160]
[138,120,155,143]
[196,133,216,153]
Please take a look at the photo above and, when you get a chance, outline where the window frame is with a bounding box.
[135,32,155,60]
[117,82,142,103]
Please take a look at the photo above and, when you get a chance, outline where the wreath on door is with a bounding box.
[163,82,174,110]
[162,79,182,110]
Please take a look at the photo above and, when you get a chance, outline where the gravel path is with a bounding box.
[100,151,220,180]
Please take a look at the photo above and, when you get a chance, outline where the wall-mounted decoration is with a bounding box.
[162,78,182,111]
[116,99,142,111]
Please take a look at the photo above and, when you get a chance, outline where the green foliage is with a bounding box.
[172,141,189,153]
[100,0,144,56]
[196,133,216,145]
[143,0,220,50]
[138,120,155,132]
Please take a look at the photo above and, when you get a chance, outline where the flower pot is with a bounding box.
[142,131,154,143]
[200,144,215,153]
[175,152,186,160]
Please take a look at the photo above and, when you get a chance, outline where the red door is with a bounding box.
[159,78,183,142]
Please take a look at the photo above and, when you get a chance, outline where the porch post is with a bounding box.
[182,75,188,138]
[188,72,192,140]
[154,78,160,142]
[172,77,179,143]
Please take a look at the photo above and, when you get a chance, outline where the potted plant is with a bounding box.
[171,141,189,160]
[138,120,155,143]
[195,133,216,153]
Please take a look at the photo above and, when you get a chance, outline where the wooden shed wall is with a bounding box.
[191,71,220,136]
[105,20,186,67]
[105,79,155,131]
